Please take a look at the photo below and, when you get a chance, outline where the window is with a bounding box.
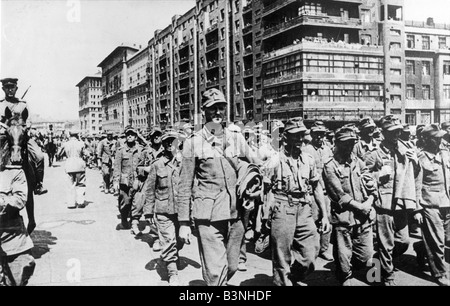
[422,61,430,75]
[422,36,430,50]
[407,35,415,49]
[422,85,430,100]
[390,42,401,50]
[444,85,450,99]
[439,37,447,49]
[235,61,240,73]
[236,82,241,94]
[406,60,415,75]
[444,61,450,75]
[235,41,240,53]
[235,20,240,33]
[390,69,401,75]
[391,83,401,90]
[406,85,415,99]
[390,29,401,36]
[391,56,401,64]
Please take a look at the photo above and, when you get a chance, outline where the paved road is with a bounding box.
[25,157,441,286]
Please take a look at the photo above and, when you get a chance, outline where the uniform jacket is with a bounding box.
[303,142,333,190]
[267,150,320,205]
[353,138,379,161]
[97,138,114,165]
[177,125,259,222]
[143,154,181,215]
[0,99,28,121]
[60,137,86,173]
[416,149,450,209]
[136,145,163,179]
[323,153,376,226]
[113,143,142,187]
[0,168,33,256]
[365,140,420,211]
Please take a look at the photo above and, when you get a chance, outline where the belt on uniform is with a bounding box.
[273,193,309,206]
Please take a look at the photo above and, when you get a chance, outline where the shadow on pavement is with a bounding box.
[239,273,273,286]
[30,230,57,259]
[188,279,207,286]
[178,257,201,270]
[145,256,202,282]
[394,254,435,283]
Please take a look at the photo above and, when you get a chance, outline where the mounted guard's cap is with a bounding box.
[1,78,18,87]
[202,88,227,109]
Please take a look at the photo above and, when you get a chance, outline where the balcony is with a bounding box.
[244,89,254,98]
[244,45,253,56]
[206,22,219,34]
[243,24,252,35]
[206,79,219,87]
[179,71,189,80]
[244,68,253,77]
[206,60,219,70]
[179,56,189,64]
[243,2,252,13]
[405,20,450,30]
[159,79,168,87]
[159,52,167,61]
[263,15,362,39]
[263,0,297,16]
[180,103,190,110]
[206,41,219,52]
[263,39,383,61]
[179,87,190,95]
[179,41,189,50]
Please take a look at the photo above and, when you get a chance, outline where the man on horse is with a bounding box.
[1,78,47,196]
[44,124,57,167]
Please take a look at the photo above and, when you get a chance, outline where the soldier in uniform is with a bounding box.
[177,88,261,286]
[97,131,115,194]
[440,121,450,151]
[0,157,36,286]
[323,127,377,286]
[57,130,87,209]
[1,78,47,196]
[353,117,378,160]
[44,124,57,167]
[113,126,142,229]
[365,115,421,286]
[143,129,183,286]
[416,124,450,286]
[303,120,334,261]
[266,119,331,286]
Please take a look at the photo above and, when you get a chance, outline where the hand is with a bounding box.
[242,199,255,211]
[414,211,423,225]
[179,225,192,245]
[319,217,331,234]
[359,200,373,216]
[145,214,154,225]
[379,165,392,182]
[406,149,418,164]
[246,188,262,202]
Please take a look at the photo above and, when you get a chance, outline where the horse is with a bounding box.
[45,133,57,167]
[0,106,36,234]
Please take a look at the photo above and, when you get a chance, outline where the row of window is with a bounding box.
[407,34,449,50]
[406,85,432,100]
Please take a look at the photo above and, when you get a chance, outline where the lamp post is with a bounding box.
[266,98,273,122]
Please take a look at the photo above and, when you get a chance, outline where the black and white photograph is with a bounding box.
[1,0,450,288]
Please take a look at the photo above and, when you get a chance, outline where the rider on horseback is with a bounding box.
[1,78,47,196]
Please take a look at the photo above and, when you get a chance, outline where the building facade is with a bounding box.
[76,75,103,135]
[96,0,450,131]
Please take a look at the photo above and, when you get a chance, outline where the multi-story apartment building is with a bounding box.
[76,75,103,135]
[96,0,449,131]
[126,47,150,130]
[98,45,139,132]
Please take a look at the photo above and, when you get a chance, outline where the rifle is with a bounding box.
[21,85,31,100]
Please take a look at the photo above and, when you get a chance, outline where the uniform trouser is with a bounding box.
[0,251,35,286]
[66,172,86,205]
[271,201,319,286]
[101,163,112,190]
[195,218,245,286]
[239,209,252,264]
[376,209,410,281]
[131,190,158,239]
[312,195,331,255]
[27,139,44,188]
[421,207,450,279]
[118,185,133,222]
[332,223,373,284]
[155,214,179,276]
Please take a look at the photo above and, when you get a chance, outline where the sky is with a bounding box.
[1,0,449,121]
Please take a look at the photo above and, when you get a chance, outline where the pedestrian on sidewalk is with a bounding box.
[58,130,87,209]
[143,129,183,286]
[113,126,142,229]
[97,131,115,194]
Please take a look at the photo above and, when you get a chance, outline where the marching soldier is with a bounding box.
[303,120,334,261]
[143,129,183,286]
[177,88,261,286]
[323,126,377,285]
[97,131,115,194]
[416,124,450,286]
[353,117,378,160]
[365,115,421,286]
[266,119,331,286]
[440,121,450,151]
[113,126,142,229]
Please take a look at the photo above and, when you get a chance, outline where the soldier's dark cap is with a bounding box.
[380,115,403,131]
[150,126,163,136]
[284,119,307,134]
[202,88,227,109]
[358,117,376,130]
[310,121,327,133]
[161,129,179,142]
[335,127,358,142]
[124,126,137,135]
[402,124,411,133]
[441,121,450,130]
[421,124,446,139]
[1,78,18,86]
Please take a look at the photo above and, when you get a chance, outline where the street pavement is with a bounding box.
[26,157,441,286]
